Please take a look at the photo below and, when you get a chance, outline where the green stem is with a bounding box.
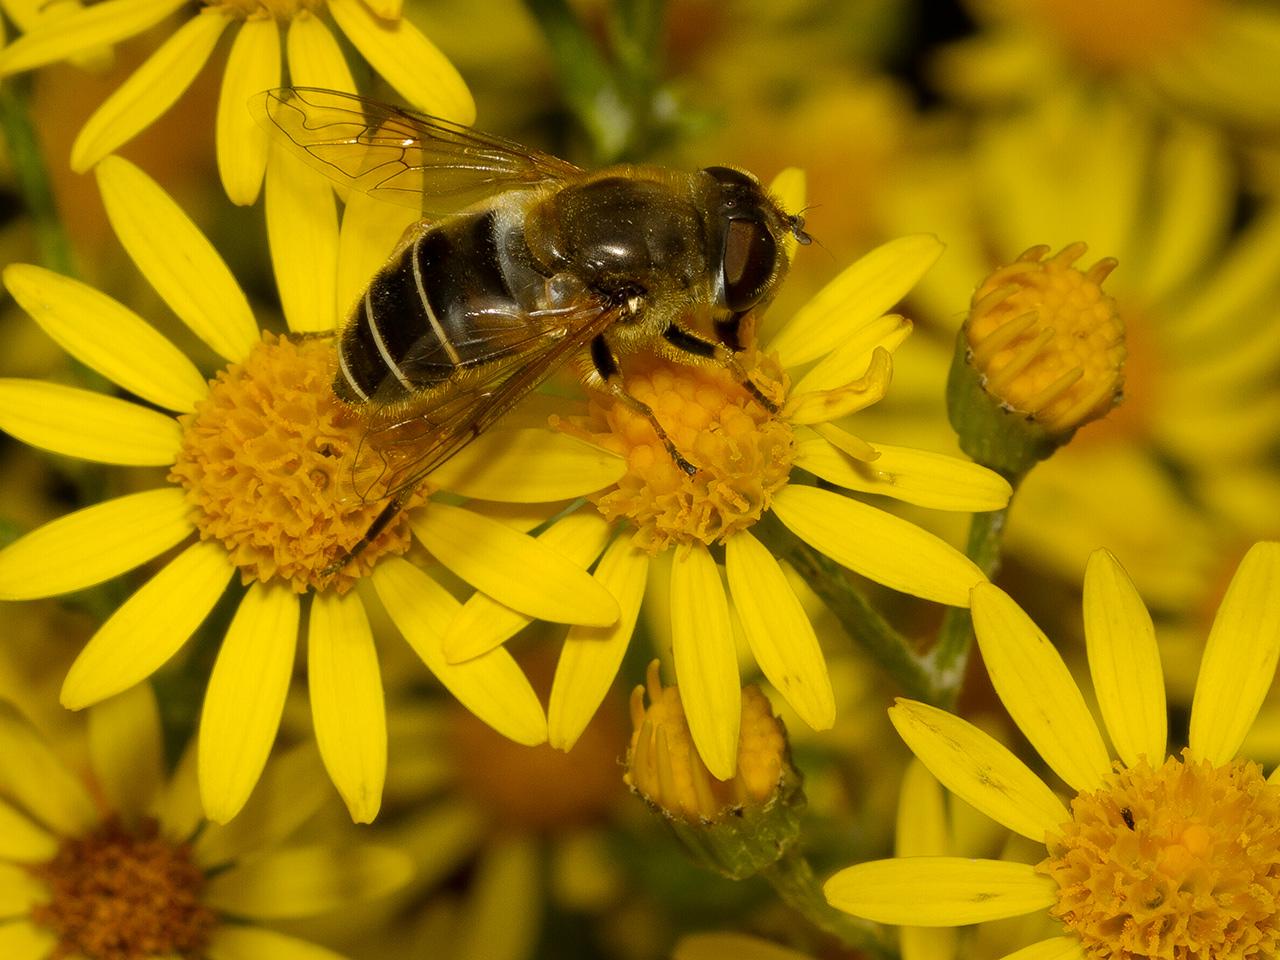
[927,488,1017,708]
[762,852,897,960]
[0,81,76,276]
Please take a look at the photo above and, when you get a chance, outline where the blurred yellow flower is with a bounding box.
[880,90,1280,611]
[0,156,627,824]
[0,0,473,204]
[0,683,412,960]
[827,542,1280,960]
[939,0,1280,130]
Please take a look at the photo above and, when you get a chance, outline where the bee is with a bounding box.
[257,87,811,567]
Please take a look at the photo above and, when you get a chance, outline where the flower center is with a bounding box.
[29,818,217,960]
[1040,752,1280,960]
[557,350,794,551]
[1026,0,1211,70]
[169,333,418,594]
[205,0,325,20]
[966,242,1125,435]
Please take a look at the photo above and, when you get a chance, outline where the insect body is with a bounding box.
[257,87,810,566]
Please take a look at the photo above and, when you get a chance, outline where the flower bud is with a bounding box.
[948,243,1125,476]
[624,662,804,880]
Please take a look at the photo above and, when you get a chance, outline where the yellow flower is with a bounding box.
[937,0,1280,130]
[0,156,627,824]
[879,89,1280,611]
[439,173,1012,782]
[0,682,413,960]
[826,542,1280,960]
[0,0,472,204]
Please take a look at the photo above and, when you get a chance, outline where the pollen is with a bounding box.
[558,350,793,552]
[29,818,218,960]
[625,662,786,822]
[169,333,418,594]
[1025,0,1210,71]
[966,242,1125,435]
[1039,752,1280,960]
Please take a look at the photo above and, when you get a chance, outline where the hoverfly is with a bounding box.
[257,87,811,568]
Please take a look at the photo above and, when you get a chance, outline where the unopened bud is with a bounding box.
[948,243,1125,475]
[624,662,804,880]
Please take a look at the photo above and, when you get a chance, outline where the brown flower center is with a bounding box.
[169,333,418,593]
[556,350,793,551]
[1040,752,1280,959]
[30,818,217,960]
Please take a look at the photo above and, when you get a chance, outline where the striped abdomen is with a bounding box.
[334,205,541,405]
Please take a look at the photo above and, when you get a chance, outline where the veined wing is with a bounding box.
[254,86,584,214]
[355,299,623,503]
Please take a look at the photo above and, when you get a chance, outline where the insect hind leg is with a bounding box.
[323,493,408,576]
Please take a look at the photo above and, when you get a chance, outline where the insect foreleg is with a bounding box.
[659,323,781,415]
[323,492,409,575]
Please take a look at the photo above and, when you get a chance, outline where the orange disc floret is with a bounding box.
[169,333,419,593]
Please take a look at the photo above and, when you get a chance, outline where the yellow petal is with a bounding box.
[70,10,227,171]
[194,742,329,868]
[3,263,207,412]
[87,683,166,825]
[996,938,1086,960]
[0,799,58,862]
[793,314,913,395]
[199,583,300,824]
[453,838,540,960]
[795,436,1012,512]
[897,759,950,858]
[0,0,185,75]
[768,234,944,368]
[308,591,386,823]
[670,543,740,780]
[824,858,1056,926]
[0,488,193,600]
[266,143,340,333]
[1189,542,1280,764]
[548,538,649,751]
[431,429,626,503]
[771,484,985,606]
[96,156,259,362]
[971,583,1111,793]
[217,17,280,205]
[412,501,619,626]
[0,920,57,960]
[62,541,234,709]
[444,510,612,663]
[0,863,46,918]
[0,378,181,465]
[328,0,474,123]
[1083,549,1167,767]
[286,11,356,92]
[784,346,892,424]
[363,0,401,22]
[0,703,98,835]
[204,845,412,917]
[890,699,1069,843]
[373,557,546,745]
[154,741,202,843]
[208,926,348,960]
[725,530,834,730]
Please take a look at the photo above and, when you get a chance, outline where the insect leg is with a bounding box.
[323,492,409,575]
[660,323,780,414]
[588,334,698,476]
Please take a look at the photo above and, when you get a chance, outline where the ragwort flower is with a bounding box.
[0,0,472,204]
[827,542,1280,960]
[0,157,626,824]
[440,174,1013,782]
[0,683,412,960]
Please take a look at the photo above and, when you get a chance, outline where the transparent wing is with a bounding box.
[354,299,622,503]
[255,86,584,214]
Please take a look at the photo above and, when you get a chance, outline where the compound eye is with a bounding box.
[722,219,776,312]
